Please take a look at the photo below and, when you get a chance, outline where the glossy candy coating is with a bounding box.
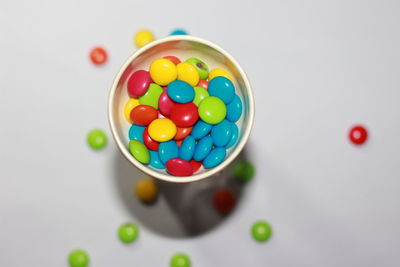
[124,98,140,122]
[170,102,199,127]
[213,189,236,214]
[128,124,145,142]
[226,123,239,148]
[158,91,175,117]
[191,120,212,139]
[198,96,226,125]
[208,76,235,104]
[179,136,196,161]
[158,140,179,164]
[226,94,243,122]
[118,223,139,243]
[349,125,368,145]
[176,62,199,87]
[135,177,158,202]
[193,136,213,161]
[89,47,107,65]
[130,105,158,126]
[189,160,202,173]
[68,249,89,267]
[143,127,160,150]
[127,70,152,97]
[197,80,208,89]
[193,86,209,106]
[139,83,163,109]
[149,150,165,169]
[166,158,193,176]
[211,120,232,147]
[134,30,154,47]
[251,221,272,242]
[186,57,209,80]
[148,118,177,142]
[129,140,150,164]
[203,147,226,168]
[209,68,232,81]
[167,80,195,103]
[163,56,181,65]
[170,253,191,267]
[174,127,192,140]
[149,58,178,86]
[87,129,107,150]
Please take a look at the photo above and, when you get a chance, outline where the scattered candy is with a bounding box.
[170,253,191,267]
[213,189,236,214]
[68,249,89,267]
[209,68,232,81]
[233,160,255,182]
[118,223,139,243]
[89,47,107,65]
[166,158,193,176]
[349,125,368,145]
[251,221,272,242]
[124,98,140,122]
[134,30,154,47]
[177,62,199,87]
[87,129,107,150]
[170,29,188,35]
[129,140,150,164]
[135,177,158,203]
[186,57,209,80]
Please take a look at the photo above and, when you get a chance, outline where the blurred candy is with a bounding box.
[87,129,107,150]
[177,62,199,87]
[118,223,139,243]
[166,158,193,176]
[233,160,255,182]
[127,70,152,97]
[170,253,191,267]
[197,80,208,89]
[213,189,236,214]
[134,30,154,47]
[150,58,178,86]
[89,47,107,65]
[163,55,181,65]
[170,29,188,35]
[349,125,368,145]
[68,249,89,267]
[135,177,158,203]
[251,221,272,242]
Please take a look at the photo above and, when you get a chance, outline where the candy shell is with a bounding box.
[189,160,202,173]
[252,221,272,242]
[163,56,181,65]
[177,62,199,87]
[197,80,208,89]
[186,57,209,80]
[68,249,89,267]
[213,189,236,214]
[193,136,213,161]
[226,94,242,122]
[118,223,139,243]
[134,30,154,47]
[191,120,212,139]
[170,102,199,127]
[208,76,235,104]
[127,70,152,97]
[130,105,158,126]
[149,58,178,86]
[209,68,232,81]
[90,47,107,65]
[167,80,195,103]
[349,125,368,145]
[128,124,145,142]
[166,158,193,176]
[203,147,226,168]
[211,120,232,147]
[129,140,150,164]
[139,83,163,109]
[174,127,192,140]
[87,129,107,150]
[226,123,239,148]
[149,150,165,169]
[158,91,175,117]
[158,140,179,164]
[143,127,160,151]
[148,118,177,142]
[179,136,196,161]
[135,177,158,203]
[124,98,140,122]
[170,29,188,35]
[198,96,226,125]
[193,86,209,106]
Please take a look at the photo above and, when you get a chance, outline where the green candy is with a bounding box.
[129,140,150,164]
[87,129,107,150]
[68,249,89,267]
[170,253,191,267]
[233,161,255,182]
[118,223,139,243]
[185,57,209,80]
[193,86,209,106]
[139,83,163,109]
[251,221,272,242]
[198,96,226,125]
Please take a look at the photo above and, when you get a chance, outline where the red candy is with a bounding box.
[127,70,152,97]
[174,127,192,140]
[143,127,159,151]
[166,158,193,176]
[90,47,108,65]
[213,189,236,214]
[163,56,181,65]
[158,91,175,117]
[130,105,158,126]
[170,102,199,127]
[189,160,202,173]
[349,125,368,145]
[197,80,208,89]
[176,140,183,147]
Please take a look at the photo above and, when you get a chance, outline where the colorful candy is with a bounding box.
[186,57,209,80]
[130,105,158,126]
[170,253,191,267]
[226,94,243,122]
[179,136,196,161]
[170,102,199,127]
[158,91,175,117]
[129,140,150,164]
[128,124,145,142]
[135,177,158,203]
[148,118,177,142]
[213,189,236,214]
[87,129,107,150]
[191,120,212,139]
[167,80,195,103]
[124,98,140,122]
[251,221,272,242]
[226,123,239,149]
[209,68,232,81]
[68,249,89,267]
[139,83,163,109]
[149,150,165,169]
[193,86,209,106]
[174,126,192,140]
[134,30,154,47]
[349,125,368,145]
[158,140,179,164]
[208,76,235,104]
[197,79,208,89]
[166,158,193,176]
[118,223,139,243]
[189,160,202,173]
[163,56,181,65]
[89,47,107,65]
[143,127,160,150]
[127,70,152,97]
[193,136,213,161]
[203,147,226,168]
[198,96,226,124]
[211,120,232,147]
[170,29,188,35]
[150,58,178,86]
[176,62,199,86]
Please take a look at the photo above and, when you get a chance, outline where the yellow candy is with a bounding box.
[135,177,158,203]
[148,118,177,142]
[209,68,233,81]
[134,30,154,48]
[177,62,199,87]
[149,58,178,86]
[124,98,140,122]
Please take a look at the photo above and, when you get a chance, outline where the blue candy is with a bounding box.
[226,94,242,122]
[191,120,212,140]
[179,136,196,161]
[128,124,145,142]
[208,76,235,104]
[203,147,226,168]
[149,150,165,169]
[170,29,188,35]
[193,136,213,161]
[158,140,179,164]
[211,119,232,147]
[226,123,239,149]
[167,80,194,103]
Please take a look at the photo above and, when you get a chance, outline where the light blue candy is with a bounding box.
[226,94,242,122]
[193,136,213,161]
[208,76,235,104]
[226,123,239,148]
[167,80,194,103]
[149,150,165,169]
[203,147,226,168]
[179,136,196,161]
[191,120,212,140]
[170,29,188,35]
[128,124,145,142]
[158,140,179,164]
[211,119,232,147]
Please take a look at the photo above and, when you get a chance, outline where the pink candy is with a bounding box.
[158,91,175,117]
[127,70,152,98]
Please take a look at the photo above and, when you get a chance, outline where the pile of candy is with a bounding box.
[124,56,243,176]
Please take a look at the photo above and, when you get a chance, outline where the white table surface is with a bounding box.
[1,0,400,266]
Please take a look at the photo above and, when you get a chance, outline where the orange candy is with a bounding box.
[174,127,192,140]
[90,47,108,65]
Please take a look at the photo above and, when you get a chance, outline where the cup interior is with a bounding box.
[109,35,254,183]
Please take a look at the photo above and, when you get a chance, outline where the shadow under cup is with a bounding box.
[108,35,254,183]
